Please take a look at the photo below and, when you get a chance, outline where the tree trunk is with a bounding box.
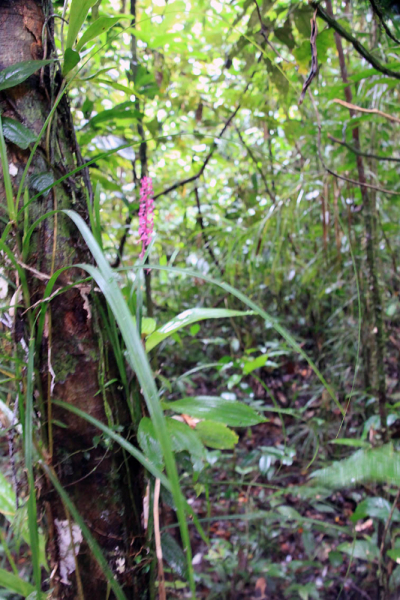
[0,1,146,597]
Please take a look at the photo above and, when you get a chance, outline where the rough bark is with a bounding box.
[0,1,146,597]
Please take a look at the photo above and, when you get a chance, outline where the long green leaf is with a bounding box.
[0,471,16,519]
[145,308,253,351]
[76,16,122,52]
[0,60,53,91]
[24,335,41,594]
[0,115,15,221]
[1,117,36,150]
[62,210,196,594]
[66,0,98,50]
[126,264,344,416]
[0,567,35,597]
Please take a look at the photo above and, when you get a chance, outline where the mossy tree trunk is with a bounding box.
[0,1,146,597]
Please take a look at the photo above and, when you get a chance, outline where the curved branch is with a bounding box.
[328,134,400,163]
[311,1,400,80]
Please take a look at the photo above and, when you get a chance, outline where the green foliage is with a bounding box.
[66,0,99,50]
[76,16,122,51]
[145,307,253,351]
[311,444,400,488]
[1,118,36,149]
[3,0,400,596]
[0,60,53,91]
[162,396,265,426]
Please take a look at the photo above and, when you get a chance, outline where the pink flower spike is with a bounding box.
[138,176,154,259]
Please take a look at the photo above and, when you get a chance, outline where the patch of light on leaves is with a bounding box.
[191,22,202,36]
[210,0,223,12]
[55,519,83,585]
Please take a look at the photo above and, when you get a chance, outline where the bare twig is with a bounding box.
[309,92,400,196]
[194,187,224,274]
[235,127,275,203]
[328,134,400,163]
[252,0,290,62]
[153,100,245,201]
[333,98,400,124]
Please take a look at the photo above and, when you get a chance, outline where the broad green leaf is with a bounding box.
[387,548,400,562]
[76,16,122,51]
[0,60,53,91]
[133,317,157,336]
[0,568,36,597]
[138,416,205,473]
[161,533,187,578]
[63,48,80,76]
[146,308,253,352]
[243,354,279,374]
[162,396,266,427]
[277,505,302,520]
[66,0,98,50]
[311,444,400,488]
[195,421,238,449]
[337,540,379,562]
[350,497,400,523]
[30,173,54,196]
[2,117,36,149]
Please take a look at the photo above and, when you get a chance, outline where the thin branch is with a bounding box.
[323,170,400,196]
[235,127,275,203]
[368,0,400,45]
[328,134,400,163]
[333,98,400,124]
[194,186,224,274]
[309,92,400,196]
[312,1,400,80]
[252,0,289,62]
[153,100,245,201]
